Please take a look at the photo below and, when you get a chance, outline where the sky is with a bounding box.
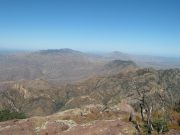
[0,0,180,57]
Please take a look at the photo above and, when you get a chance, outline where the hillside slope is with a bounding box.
[0,68,179,116]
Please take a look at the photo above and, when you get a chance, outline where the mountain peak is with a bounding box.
[39,48,81,55]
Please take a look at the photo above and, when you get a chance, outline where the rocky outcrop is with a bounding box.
[0,104,137,135]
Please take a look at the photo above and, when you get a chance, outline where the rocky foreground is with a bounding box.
[0,103,179,135]
[0,104,137,135]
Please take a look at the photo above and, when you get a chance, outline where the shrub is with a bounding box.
[174,101,180,112]
[152,117,169,134]
[0,109,26,122]
[142,117,169,134]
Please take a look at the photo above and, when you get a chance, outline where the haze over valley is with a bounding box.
[0,49,180,84]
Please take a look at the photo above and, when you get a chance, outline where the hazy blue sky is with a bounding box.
[0,0,180,57]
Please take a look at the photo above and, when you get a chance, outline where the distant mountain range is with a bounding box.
[0,49,137,84]
[0,48,179,84]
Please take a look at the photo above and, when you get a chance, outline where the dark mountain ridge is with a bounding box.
[39,48,82,55]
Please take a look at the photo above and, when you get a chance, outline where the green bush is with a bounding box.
[142,117,169,134]
[152,117,169,134]
[174,100,180,112]
[0,109,26,122]
[142,123,153,134]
